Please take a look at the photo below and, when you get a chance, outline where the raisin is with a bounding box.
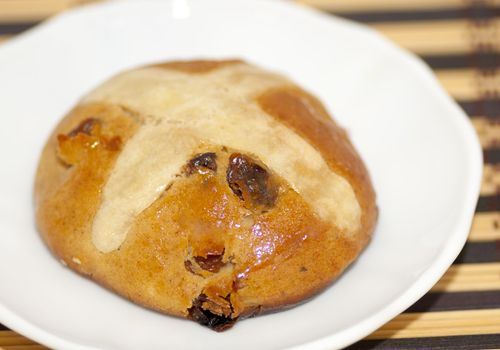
[226,153,277,208]
[185,152,217,175]
[194,253,225,273]
[67,118,100,137]
[184,260,197,274]
[188,294,236,331]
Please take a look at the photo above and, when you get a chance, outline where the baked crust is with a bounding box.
[35,59,377,330]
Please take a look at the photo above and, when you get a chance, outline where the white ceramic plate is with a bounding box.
[0,0,482,349]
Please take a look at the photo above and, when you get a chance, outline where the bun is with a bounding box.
[35,59,377,330]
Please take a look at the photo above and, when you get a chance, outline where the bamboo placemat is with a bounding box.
[0,0,499,349]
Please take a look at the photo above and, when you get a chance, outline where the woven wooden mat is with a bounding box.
[0,0,499,349]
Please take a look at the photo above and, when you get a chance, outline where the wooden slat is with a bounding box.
[298,0,473,11]
[480,73,500,96]
[0,35,12,44]
[366,309,500,340]
[454,241,500,264]
[1,346,48,350]
[431,263,500,292]
[460,100,500,119]
[352,334,500,349]
[435,68,480,100]
[0,0,98,22]
[435,70,500,101]
[0,331,48,349]
[477,195,499,212]
[472,117,500,149]
[328,9,500,24]
[481,164,500,197]
[468,213,500,241]
[407,290,500,312]
[0,331,39,346]
[422,52,500,70]
[372,19,500,55]
[0,337,36,346]
[484,149,500,164]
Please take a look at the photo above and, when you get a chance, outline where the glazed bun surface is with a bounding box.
[35,59,377,330]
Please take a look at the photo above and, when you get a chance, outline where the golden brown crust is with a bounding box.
[35,60,377,330]
[150,59,243,74]
[258,86,377,246]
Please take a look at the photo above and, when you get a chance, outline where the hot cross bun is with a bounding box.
[35,59,377,331]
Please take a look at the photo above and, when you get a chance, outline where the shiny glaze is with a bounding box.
[258,86,377,237]
[259,87,364,180]
[160,148,327,286]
